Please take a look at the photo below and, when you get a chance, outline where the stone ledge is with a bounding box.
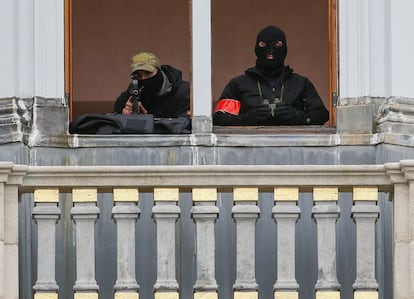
[1,131,414,148]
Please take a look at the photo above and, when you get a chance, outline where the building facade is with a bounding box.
[1,0,414,299]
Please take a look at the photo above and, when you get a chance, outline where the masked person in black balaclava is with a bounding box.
[213,25,329,126]
[113,52,190,118]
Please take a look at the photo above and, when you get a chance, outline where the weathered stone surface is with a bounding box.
[337,105,375,134]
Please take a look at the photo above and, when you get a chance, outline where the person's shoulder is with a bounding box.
[231,73,249,81]
[285,66,310,81]
[161,64,188,86]
[161,64,182,73]
[244,66,262,76]
[161,64,184,80]
[285,68,318,92]
[227,67,258,83]
[285,70,313,87]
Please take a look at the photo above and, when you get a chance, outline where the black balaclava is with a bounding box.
[138,69,164,99]
[255,25,287,74]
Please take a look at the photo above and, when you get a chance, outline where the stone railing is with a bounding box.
[1,162,414,299]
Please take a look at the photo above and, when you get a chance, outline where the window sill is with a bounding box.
[213,125,336,135]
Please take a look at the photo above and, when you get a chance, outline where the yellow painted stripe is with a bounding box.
[154,292,179,299]
[313,188,339,201]
[354,291,378,299]
[274,188,299,201]
[154,188,179,202]
[192,188,217,202]
[72,188,97,202]
[34,189,59,203]
[194,292,218,299]
[34,292,58,299]
[113,188,139,202]
[353,187,378,201]
[274,291,298,299]
[316,291,340,299]
[114,291,139,299]
[234,291,258,299]
[74,293,99,299]
[234,188,258,202]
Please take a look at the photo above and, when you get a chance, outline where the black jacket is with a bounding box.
[213,66,329,126]
[113,65,190,118]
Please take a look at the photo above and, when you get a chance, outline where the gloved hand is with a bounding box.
[274,105,304,124]
[244,104,271,124]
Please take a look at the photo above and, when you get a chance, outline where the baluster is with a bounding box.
[32,189,60,299]
[273,188,300,299]
[71,188,100,299]
[112,189,140,299]
[232,187,260,299]
[152,188,180,299]
[312,188,341,299]
[352,188,380,299]
[192,188,219,299]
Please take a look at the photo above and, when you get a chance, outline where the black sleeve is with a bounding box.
[113,89,130,114]
[213,79,247,126]
[173,81,191,118]
[213,111,248,126]
[219,78,240,101]
[301,79,329,125]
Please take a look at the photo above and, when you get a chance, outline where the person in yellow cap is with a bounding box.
[113,52,190,119]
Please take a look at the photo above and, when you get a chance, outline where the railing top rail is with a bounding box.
[15,164,395,193]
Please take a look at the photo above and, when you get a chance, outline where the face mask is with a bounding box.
[138,70,164,98]
[254,26,287,72]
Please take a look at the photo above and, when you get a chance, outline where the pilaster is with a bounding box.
[0,163,26,299]
[398,160,414,298]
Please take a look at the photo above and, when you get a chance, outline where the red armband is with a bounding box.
[215,99,241,115]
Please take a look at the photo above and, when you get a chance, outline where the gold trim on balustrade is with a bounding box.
[74,293,99,299]
[154,188,179,202]
[192,188,217,202]
[316,291,340,299]
[274,291,298,299]
[274,187,299,201]
[114,292,139,299]
[34,292,58,299]
[353,187,378,201]
[193,292,218,299]
[154,291,179,299]
[233,291,258,299]
[354,291,378,299]
[113,188,139,202]
[313,187,339,201]
[233,188,258,202]
[72,188,98,202]
[34,189,59,203]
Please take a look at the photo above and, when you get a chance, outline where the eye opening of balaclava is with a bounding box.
[255,25,287,73]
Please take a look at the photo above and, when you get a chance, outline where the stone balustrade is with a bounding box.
[1,162,414,298]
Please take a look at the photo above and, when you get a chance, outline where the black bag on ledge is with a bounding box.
[69,113,191,134]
